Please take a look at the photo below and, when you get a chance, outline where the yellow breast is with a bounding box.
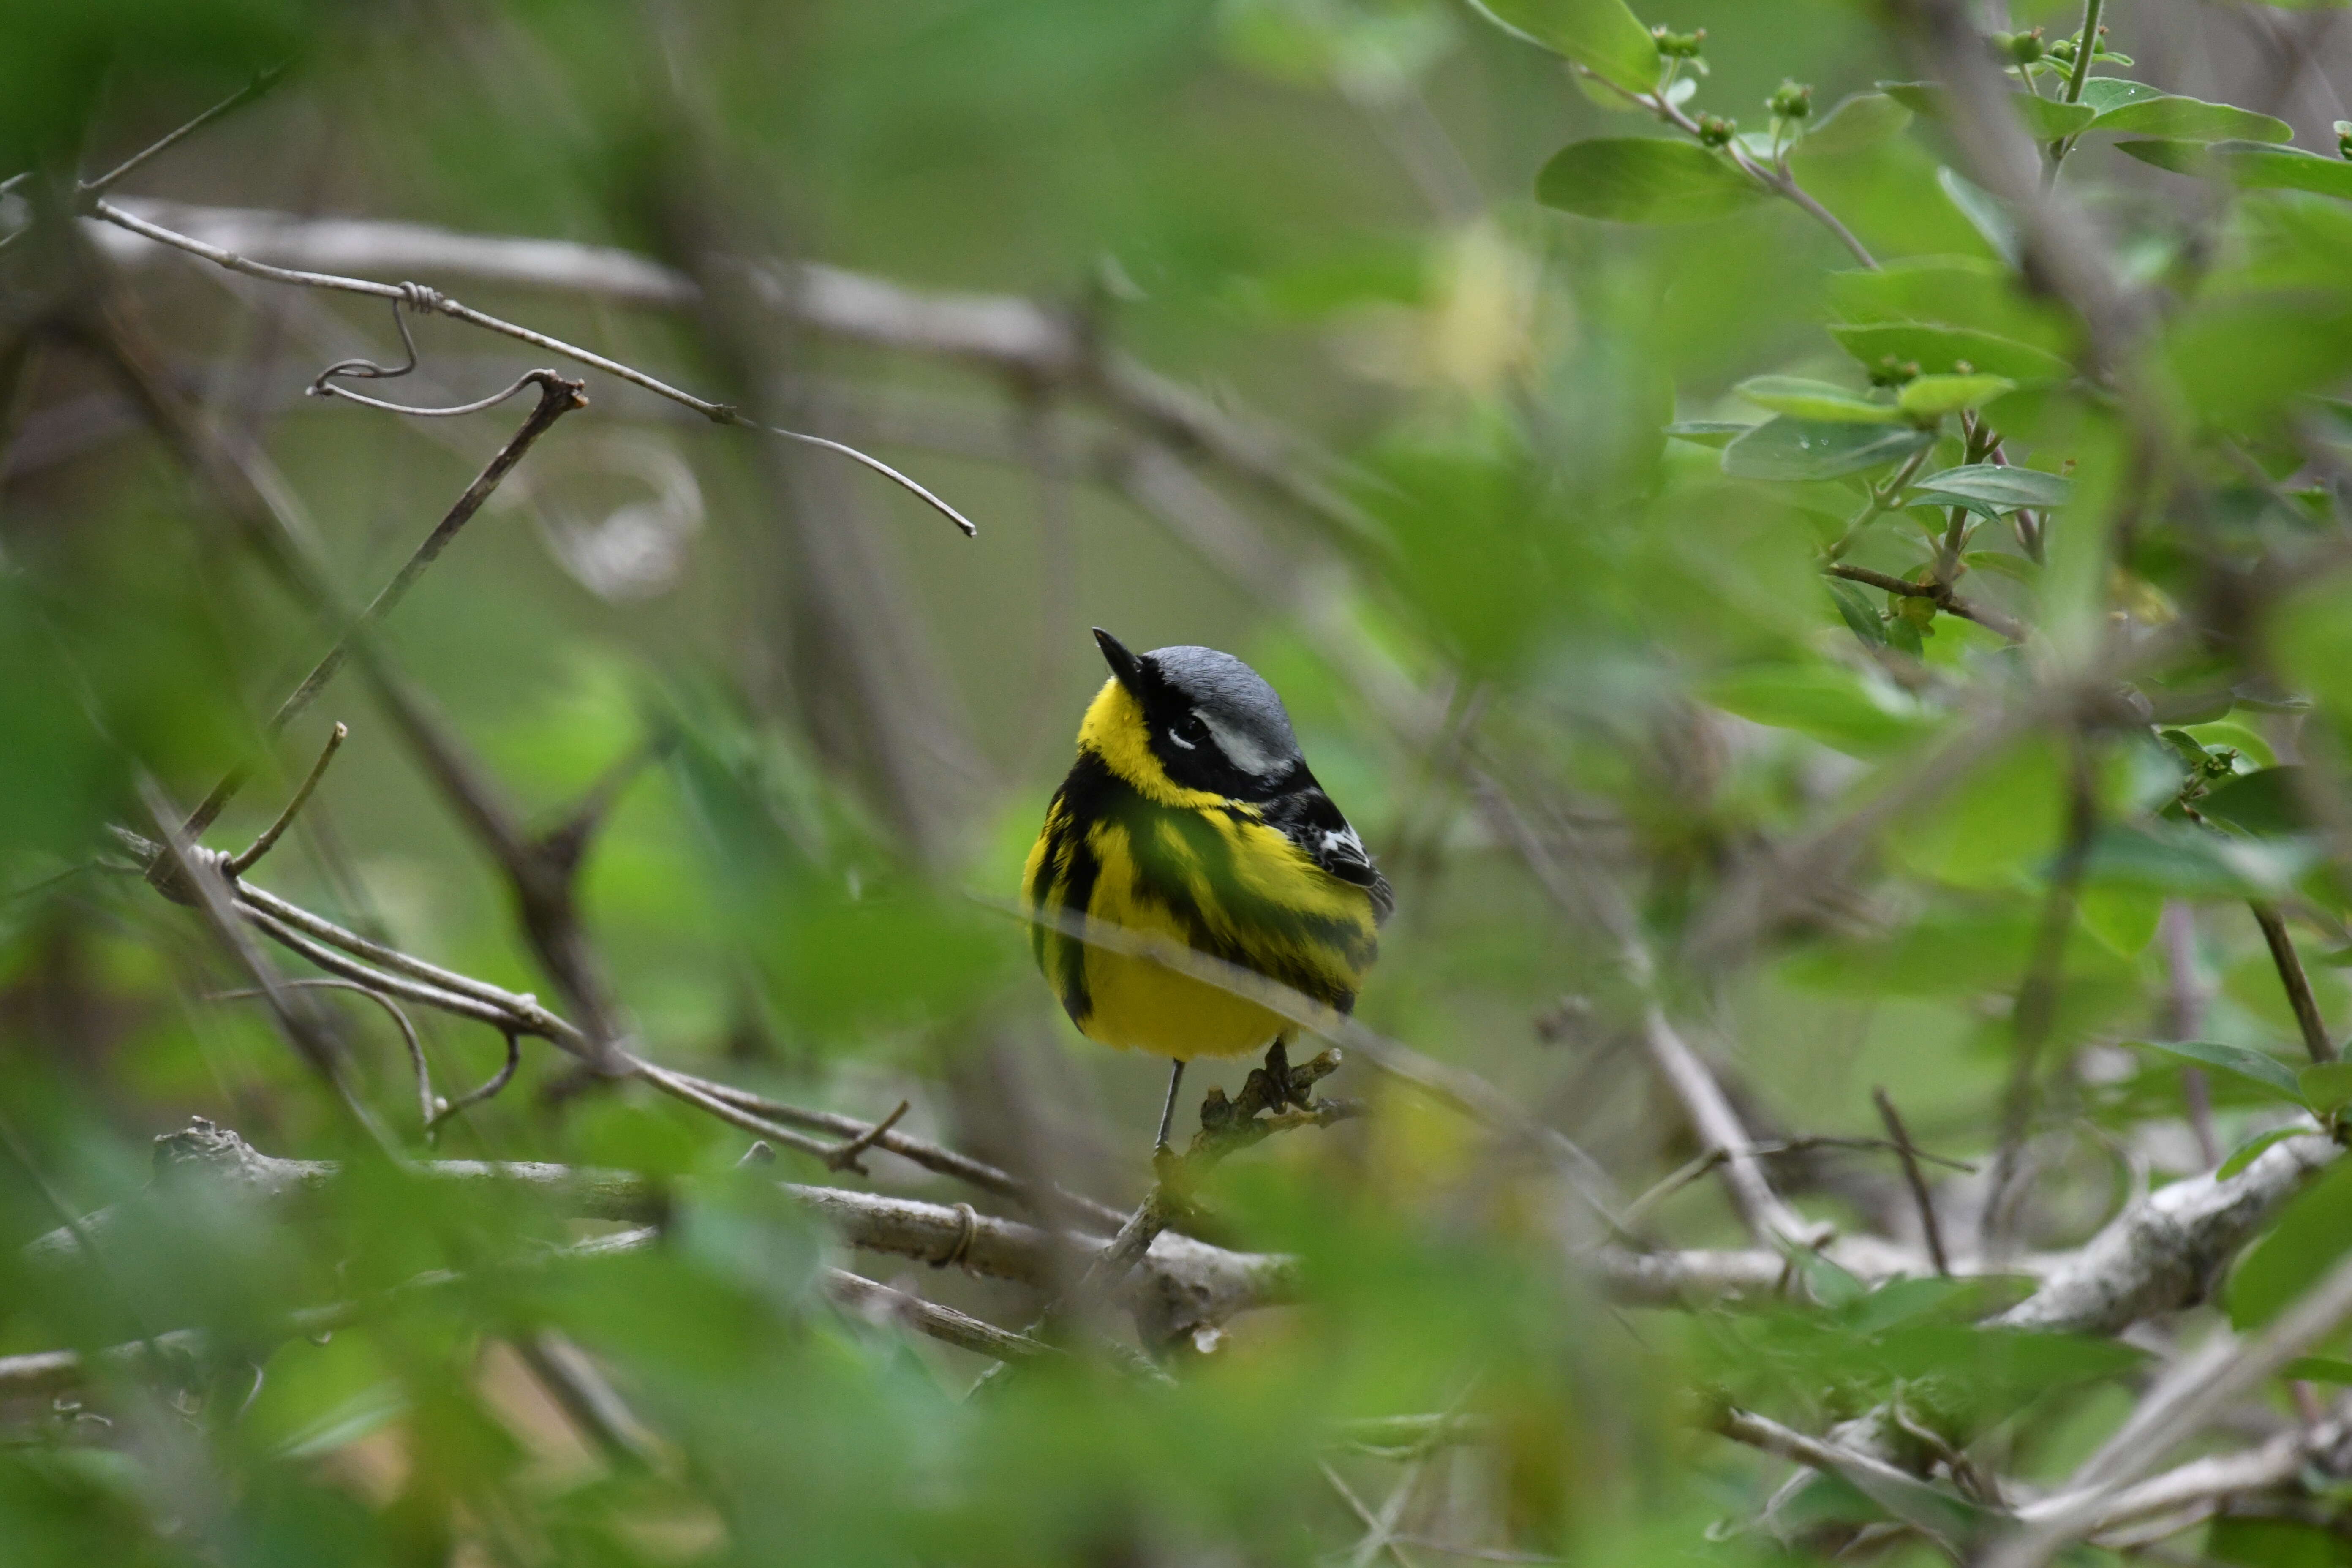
[1022,742,1380,1061]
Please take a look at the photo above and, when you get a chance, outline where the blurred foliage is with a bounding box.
[11,0,2352,1563]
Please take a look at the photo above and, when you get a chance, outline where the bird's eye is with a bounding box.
[1167,712,1209,751]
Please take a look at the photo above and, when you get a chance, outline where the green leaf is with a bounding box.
[1896,373,2015,418]
[1734,375,1900,423]
[1721,418,1936,481]
[1797,92,1913,156]
[2197,768,2311,838]
[2281,1356,2352,1384]
[1826,577,1889,647]
[2121,138,2352,200]
[1906,463,2072,513]
[2219,1127,2306,1181]
[1936,167,2020,268]
[1663,420,1752,447]
[1702,663,1932,757]
[1465,0,1658,92]
[2082,822,2314,897]
[2231,1157,2352,1329]
[2302,1062,2352,1115]
[1829,322,2069,384]
[1963,550,2039,585]
[2017,96,2097,140]
[2075,77,2165,116]
[1535,137,1766,222]
[1827,256,2072,353]
[2088,91,2292,144]
[1876,82,2091,139]
[2129,1039,2306,1104]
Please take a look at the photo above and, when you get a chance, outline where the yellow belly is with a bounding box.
[1023,791,1379,1061]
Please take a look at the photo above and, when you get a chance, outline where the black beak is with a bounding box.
[1092,628,1143,694]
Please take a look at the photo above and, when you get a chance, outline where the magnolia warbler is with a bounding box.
[1022,629,1392,1148]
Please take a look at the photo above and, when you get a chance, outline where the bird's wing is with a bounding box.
[1266,787,1396,926]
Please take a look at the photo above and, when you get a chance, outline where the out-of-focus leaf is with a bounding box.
[2121,138,2352,199]
[1465,0,1659,92]
[1826,256,2071,351]
[2208,1517,2352,1568]
[2184,720,2279,767]
[1797,91,1912,155]
[2081,822,2312,896]
[2085,89,2292,144]
[1721,416,1936,479]
[1896,373,2014,418]
[2301,1062,2352,1115]
[1905,463,2072,514]
[2281,1356,2352,1384]
[1827,577,1889,646]
[2129,1039,2305,1104]
[2075,77,2164,116]
[1875,82,2093,140]
[2197,767,2310,837]
[1663,420,1752,446]
[1963,550,2040,585]
[1702,662,1931,757]
[1734,375,1899,423]
[1830,321,2069,383]
[2159,293,2352,428]
[1936,166,2020,267]
[2220,1127,2308,1180]
[1535,138,1766,223]
[2232,1159,2352,1329]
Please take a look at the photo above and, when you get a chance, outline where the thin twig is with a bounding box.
[76,70,286,200]
[2251,901,2337,1064]
[1873,1086,1951,1277]
[227,721,346,873]
[822,1100,911,1174]
[429,1031,522,1135]
[1825,562,2029,642]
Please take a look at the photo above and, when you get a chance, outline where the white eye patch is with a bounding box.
[1198,710,1281,778]
[1165,727,1196,751]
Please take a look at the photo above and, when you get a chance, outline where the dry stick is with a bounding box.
[78,69,286,200]
[88,199,976,538]
[2250,901,2338,1064]
[181,372,584,838]
[135,784,397,1156]
[1872,1086,1951,1277]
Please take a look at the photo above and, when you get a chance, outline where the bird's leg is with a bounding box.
[1154,1058,1187,1152]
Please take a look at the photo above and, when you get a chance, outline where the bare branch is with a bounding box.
[1873,1086,1951,1277]
[87,200,976,537]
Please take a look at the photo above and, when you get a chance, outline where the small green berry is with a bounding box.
[2336,120,2352,159]
[1993,29,2044,65]
[1695,114,1737,148]
[1650,24,1706,60]
[1868,356,1921,389]
[1767,80,1813,121]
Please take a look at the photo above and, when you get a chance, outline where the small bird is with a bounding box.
[1022,629,1392,1150]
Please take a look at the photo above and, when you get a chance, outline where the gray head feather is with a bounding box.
[1143,644,1302,777]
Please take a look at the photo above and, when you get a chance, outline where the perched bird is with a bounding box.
[1022,629,1392,1149]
